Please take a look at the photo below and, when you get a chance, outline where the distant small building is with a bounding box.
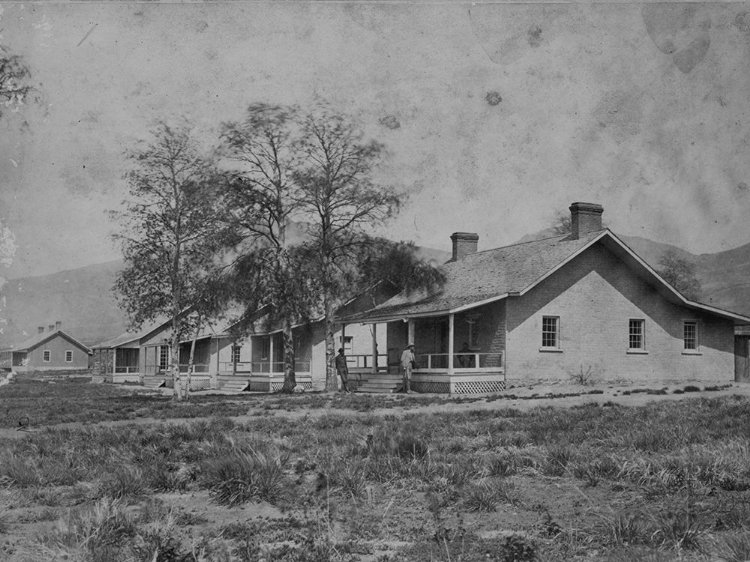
[0,323,91,372]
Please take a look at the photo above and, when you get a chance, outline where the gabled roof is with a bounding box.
[7,330,91,354]
[91,317,174,349]
[348,229,750,325]
[349,230,604,321]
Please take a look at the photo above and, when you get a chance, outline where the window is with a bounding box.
[232,345,241,363]
[260,336,270,360]
[158,346,169,371]
[629,319,645,350]
[467,318,479,349]
[43,350,51,362]
[342,336,353,354]
[541,316,560,349]
[684,321,698,351]
[65,350,73,363]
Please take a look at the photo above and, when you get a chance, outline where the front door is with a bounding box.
[735,336,750,382]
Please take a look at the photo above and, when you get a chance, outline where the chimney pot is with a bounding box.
[569,202,604,239]
[450,232,479,262]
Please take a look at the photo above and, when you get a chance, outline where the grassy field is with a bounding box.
[2,378,750,561]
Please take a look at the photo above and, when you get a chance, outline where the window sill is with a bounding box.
[682,350,702,356]
[539,347,563,353]
[626,349,648,355]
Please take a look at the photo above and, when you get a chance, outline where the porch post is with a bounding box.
[448,313,455,375]
[269,335,274,374]
[407,319,415,344]
[371,324,378,374]
[112,349,116,375]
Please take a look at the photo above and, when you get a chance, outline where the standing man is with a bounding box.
[335,348,351,393]
[400,343,415,393]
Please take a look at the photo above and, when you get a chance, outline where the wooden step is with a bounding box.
[357,379,403,393]
[220,381,250,392]
[143,378,166,389]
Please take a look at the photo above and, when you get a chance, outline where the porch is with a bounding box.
[349,300,506,394]
[110,347,140,383]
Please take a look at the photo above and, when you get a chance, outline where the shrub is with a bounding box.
[498,534,536,562]
[684,385,701,393]
[709,531,750,562]
[650,507,708,550]
[40,497,138,553]
[542,445,574,476]
[97,465,146,500]
[201,449,287,506]
[463,482,497,512]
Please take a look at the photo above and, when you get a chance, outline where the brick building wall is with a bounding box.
[505,243,734,385]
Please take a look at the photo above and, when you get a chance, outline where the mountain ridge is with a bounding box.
[1,233,748,349]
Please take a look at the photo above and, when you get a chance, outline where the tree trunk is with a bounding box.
[186,314,202,401]
[280,323,297,393]
[323,296,338,392]
[171,328,184,402]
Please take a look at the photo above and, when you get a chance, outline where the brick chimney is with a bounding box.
[55,321,62,331]
[569,202,604,239]
[48,324,54,332]
[450,232,479,262]
[38,326,44,334]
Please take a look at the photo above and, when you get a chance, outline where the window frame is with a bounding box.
[628,319,647,354]
[540,316,561,352]
[231,345,242,363]
[260,336,270,361]
[43,350,51,362]
[158,346,169,372]
[342,336,353,354]
[682,320,701,354]
[467,318,480,349]
[65,350,73,363]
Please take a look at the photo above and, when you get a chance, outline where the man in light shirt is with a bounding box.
[400,343,415,393]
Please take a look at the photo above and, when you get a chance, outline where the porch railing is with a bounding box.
[414,352,504,371]
[178,364,210,373]
[346,354,388,370]
[250,361,312,374]
[114,366,139,374]
[218,362,252,373]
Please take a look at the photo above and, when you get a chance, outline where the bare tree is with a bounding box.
[551,211,572,235]
[112,121,226,401]
[293,108,443,392]
[219,104,314,392]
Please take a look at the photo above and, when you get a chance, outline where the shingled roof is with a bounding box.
[346,228,750,325]
[7,330,91,354]
[350,230,606,321]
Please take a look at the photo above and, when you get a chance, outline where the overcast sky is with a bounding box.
[1,1,749,279]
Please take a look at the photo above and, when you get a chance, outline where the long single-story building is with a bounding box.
[343,202,750,392]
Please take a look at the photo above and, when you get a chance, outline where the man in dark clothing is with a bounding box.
[335,348,351,393]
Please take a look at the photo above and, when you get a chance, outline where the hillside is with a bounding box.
[0,260,130,349]
[0,244,452,351]
[1,232,746,351]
